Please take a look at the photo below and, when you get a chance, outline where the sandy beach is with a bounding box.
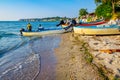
[55,33,104,80]
[0,32,120,80]
[1,0,120,79]
[55,32,120,80]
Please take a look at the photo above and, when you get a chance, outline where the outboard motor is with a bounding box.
[20,28,25,36]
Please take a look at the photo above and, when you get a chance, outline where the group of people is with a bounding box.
[26,23,44,31]
[20,18,79,32]
[57,18,79,27]
[56,18,80,30]
[20,23,44,35]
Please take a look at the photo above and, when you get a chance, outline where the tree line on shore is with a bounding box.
[19,17,71,22]
[79,0,120,20]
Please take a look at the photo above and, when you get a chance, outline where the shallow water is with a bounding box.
[0,21,61,56]
[0,21,61,80]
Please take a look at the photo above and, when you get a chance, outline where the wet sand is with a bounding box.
[0,35,61,80]
[0,33,105,80]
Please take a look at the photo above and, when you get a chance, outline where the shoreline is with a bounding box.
[0,35,61,80]
[55,33,104,80]
[0,32,119,80]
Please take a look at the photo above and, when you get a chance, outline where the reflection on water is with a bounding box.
[0,34,61,80]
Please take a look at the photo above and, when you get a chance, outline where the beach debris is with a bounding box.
[99,49,120,54]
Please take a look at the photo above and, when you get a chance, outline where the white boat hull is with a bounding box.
[22,29,66,36]
[73,26,120,35]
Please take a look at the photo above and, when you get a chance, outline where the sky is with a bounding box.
[0,0,96,21]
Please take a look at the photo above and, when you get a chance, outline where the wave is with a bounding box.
[0,53,39,79]
[0,36,41,58]
[0,38,28,58]
[0,36,2,39]
[0,31,6,36]
[0,31,18,37]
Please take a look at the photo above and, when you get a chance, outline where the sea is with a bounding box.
[0,21,62,80]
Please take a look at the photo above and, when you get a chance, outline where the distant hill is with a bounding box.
[19,17,71,22]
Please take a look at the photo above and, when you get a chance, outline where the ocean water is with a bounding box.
[0,21,61,80]
[0,21,61,56]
